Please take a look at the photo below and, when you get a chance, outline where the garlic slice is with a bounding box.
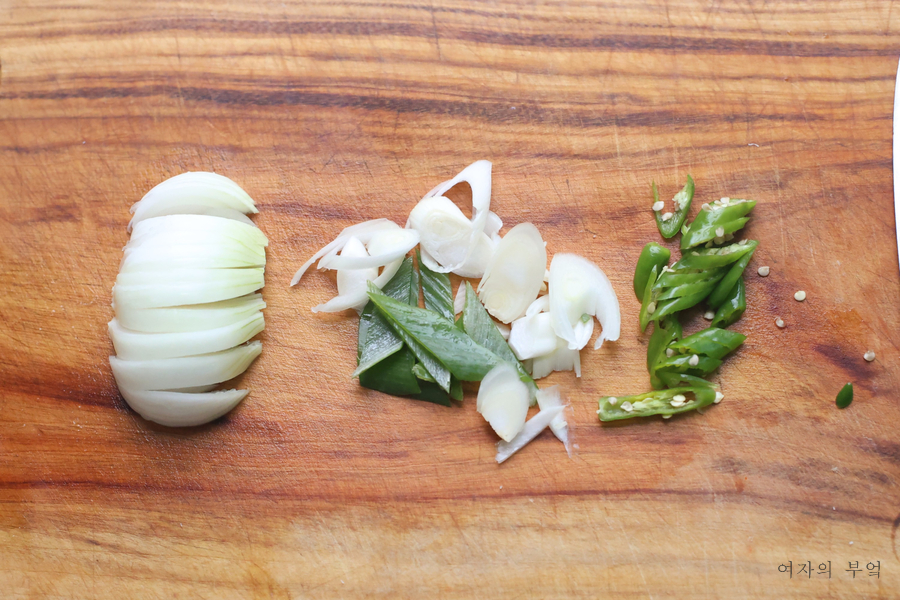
[118,387,250,428]
[535,386,571,456]
[531,336,582,379]
[290,219,400,285]
[109,341,262,391]
[477,363,530,442]
[548,253,620,350]
[495,405,565,464]
[108,313,264,360]
[477,223,547,323]
[335,237,379,313]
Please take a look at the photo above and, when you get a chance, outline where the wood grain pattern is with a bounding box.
[1,1,899,597]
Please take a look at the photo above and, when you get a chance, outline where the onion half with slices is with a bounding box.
[109,172,266,427]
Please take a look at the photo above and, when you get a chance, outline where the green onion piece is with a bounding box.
[668,327,746,360]
[358,349,421,396]
[836,383,853,409]
[680,199,756,249]
[711,278,746,328]
[598,386,717,421]
[653,176,694,239]
[417,250,453,321]
[367,283,502,382]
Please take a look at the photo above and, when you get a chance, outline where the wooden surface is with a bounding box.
[2,1,899,597]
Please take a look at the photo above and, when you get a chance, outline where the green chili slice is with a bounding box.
[653,176,695,239]
[598,385,717,421]
[836,383,853,409]
[710,278,746,328]
[634,242,671,299]
[681,199,756,249]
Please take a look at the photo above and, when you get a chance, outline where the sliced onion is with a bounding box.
[130,214,268,249]
[535,386,571,456]
[495,405,565,464]
[311,258,402,314]
[409,196,473,272]
[129,172,257,230]
[334,236,380,311]
[109,341,262,391]
[118,387,250,427]
[531,336,582,379]
[477,223,547,323]
[476,363,530,442]
[120,243,266,271]
[495,321,510,341]
[114,268,265,309]
[548,253,621,350]
[124,231,266,261]
[319,228,419,270]
[291,219,399,286]
[484,211,503,240]
[508,312,557,360]
[525,295,549,317]
[109,312,264,360]
[114,294,265,333]
[131,205,256,233]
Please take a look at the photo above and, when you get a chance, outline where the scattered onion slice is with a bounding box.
[108,312,264,360]
[319,228,419,270]
[508,312,557,360]
[531,337,582,379]
[110,341,263,391]
[535,386,571,456]
[117,387,250,428]
[478,223,547,323]
[335,237,379,313]
[496,405,565,464]
[548,253,620,350]
[477,363,530,442]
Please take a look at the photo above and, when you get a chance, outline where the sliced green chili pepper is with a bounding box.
[681,199,756,249]
[653,176,694,239]
[598,385,717,421]
[835,383,853,409]
[710,278,746,328]
[654,353,722,377]
[634,242,671,299]
[646,315,682,389]
[656,371,714,389]
[668,327,746,360]
[676,240,758,270]
[707,244,756,307]
[638,265,659,332]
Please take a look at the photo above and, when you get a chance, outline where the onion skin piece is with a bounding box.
[477,223,547,323]
[109,341,262,391]
[548,253,620,350]
[118,387,250,427]
[495,405,565,464]
[108,312,264,360]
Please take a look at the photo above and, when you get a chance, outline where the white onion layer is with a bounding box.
[508,312,557,360]
[334,237,380,314]
[130,214,268,249]
[477,223,547,323]
[531,336,582,379]
[319,229,419,270]
[476,363,530,442]
[109,341,262,391]
[291,219,399,285]
[535,386,571,456]
[114,294,265,333]
[120,244,266,271]
[108,312,264,360]
[114,268,265,309]
[118,387,250,428]
[548,253,621,350]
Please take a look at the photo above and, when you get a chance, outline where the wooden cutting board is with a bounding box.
[2,1,899,597]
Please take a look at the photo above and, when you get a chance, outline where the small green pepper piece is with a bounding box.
[668,327,746,360]
[638,265,659,332]
[656,371,714,388]
[836,383,853,409]
[676,240,758,270]
[711,278,746,328]
[633,242,671,299]
[681,199,756,249]
[653,176,695,239]
[654,353,723,377]
[598,385,717,421]
[707,244,756,307]
[647,315,682,389]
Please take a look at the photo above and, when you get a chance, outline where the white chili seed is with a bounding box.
[703,310,715,320]
[775,317,785,328]
[701,203,711,210]
[647,301,657,315]
[864,350,876,362]
[662,414,672,419]
[794,290,807,302]
[652,201,665,212]
[621,401,633,413]
[757,266,770,277]
[715,227,725,237]
[665,348,675,357]
[688,354,700,366]
[661,212,673,222]
[672,394,686,403]
[714,392,724,404]
[608,397,618,406]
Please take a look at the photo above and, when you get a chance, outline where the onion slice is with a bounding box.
[548,253,620,350]
[114,294,265,333]
[531,337,582,379]
[130,214,268,249]
[108,313,264,360]
[120,243,266,271]
[118,387,250,427]
[291,219,400,285]
[535,386,571,456]
[109,341,262,391]
[335,237,379,313]
[319,229,419,270]
[477,223,547,323]
[476,363,530,442]
[495,405,565,464]
[113,268,265,309]
[508,312,557,360]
